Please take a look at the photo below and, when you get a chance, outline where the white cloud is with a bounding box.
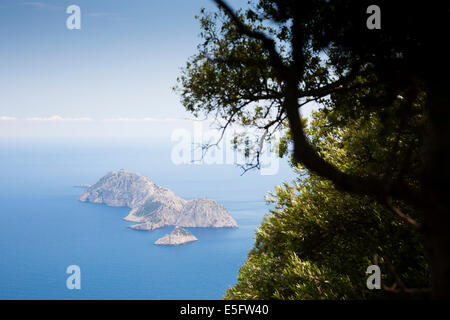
[1,115,210,123]
[25,115,93,121]
[23,2,47,7]
[22,2,62,10]
[102,117,188,123]
[86,12,115,17]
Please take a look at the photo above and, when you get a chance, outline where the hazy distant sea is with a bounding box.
[0,137,295,299]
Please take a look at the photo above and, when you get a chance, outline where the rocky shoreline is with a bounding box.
[78,170,238,245]
[154,226,198,245]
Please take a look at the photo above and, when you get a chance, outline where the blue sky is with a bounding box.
[0,0,224,118]
[0,0,236,137]
[0,0,315,138]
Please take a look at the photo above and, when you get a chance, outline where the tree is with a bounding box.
[176,0,449,298]
[224,108,429,299]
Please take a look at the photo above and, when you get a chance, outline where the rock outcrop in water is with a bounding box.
[78,170,238,230]
[154,226,198,245]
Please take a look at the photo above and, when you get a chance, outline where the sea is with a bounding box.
[0,137,295,299]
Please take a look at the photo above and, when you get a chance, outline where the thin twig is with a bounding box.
[384,198,423,232]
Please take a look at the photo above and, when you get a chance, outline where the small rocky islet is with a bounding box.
[154,226,198,246]
[78,169,238,245]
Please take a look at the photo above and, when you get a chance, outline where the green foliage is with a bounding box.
[224,110,429,299]
[176,0,432,299]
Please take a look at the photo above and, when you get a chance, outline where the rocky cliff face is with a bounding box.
[78,170,238,230]
[78,170,157,208]
[154,226,198,245]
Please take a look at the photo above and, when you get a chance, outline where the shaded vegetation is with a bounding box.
[176,0,448,298]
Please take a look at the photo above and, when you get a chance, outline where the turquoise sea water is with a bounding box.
[0,137,295,299]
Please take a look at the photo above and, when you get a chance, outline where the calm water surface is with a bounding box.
[0,137,294,299]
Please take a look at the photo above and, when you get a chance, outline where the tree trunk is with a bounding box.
[424,210,450,299]
[423,80,450,299]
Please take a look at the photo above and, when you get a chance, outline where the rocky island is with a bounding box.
[78,170,238,233]
[154,226,198,245]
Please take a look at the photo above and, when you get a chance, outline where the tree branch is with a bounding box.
[213,0,288,77]
[214,0,426,210]
[384,198,423,232]
[382,256,431,296]
[299,66,363,98]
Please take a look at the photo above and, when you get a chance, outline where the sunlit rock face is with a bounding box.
[154,226,198,245]
[79,170,238,230]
